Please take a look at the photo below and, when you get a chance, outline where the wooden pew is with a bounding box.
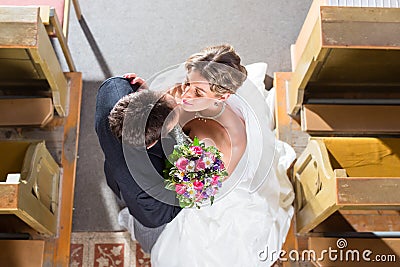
[0,98,53,127]
[0,0,79,71]
[0,6,69,117]
[294,137,400,234]
[0,240,46,266]
[276,2,400,266]
[301,104,400,135]
[0,72,82,266]
[288,3,400,116]
[0,5,81,266]
[0,141,60,236]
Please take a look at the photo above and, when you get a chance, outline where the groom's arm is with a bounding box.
[117,166,182,228]
[95,77,140,196]
[122,139,182,228]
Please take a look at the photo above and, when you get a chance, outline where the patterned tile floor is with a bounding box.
[70,232,287,267]
[70,232,150,267]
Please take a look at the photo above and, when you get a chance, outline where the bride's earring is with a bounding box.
[214,101,220,107]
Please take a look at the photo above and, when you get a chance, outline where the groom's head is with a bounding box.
[109,90,178,148]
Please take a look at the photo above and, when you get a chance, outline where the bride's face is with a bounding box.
[180,71,221,112]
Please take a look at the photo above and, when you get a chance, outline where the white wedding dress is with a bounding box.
[151,82,296,266]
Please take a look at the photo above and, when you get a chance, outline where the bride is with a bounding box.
[151,45,296,266]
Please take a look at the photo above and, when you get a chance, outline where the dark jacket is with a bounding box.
[95,77,181,228]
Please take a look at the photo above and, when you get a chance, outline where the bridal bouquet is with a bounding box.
[164,137,228,209]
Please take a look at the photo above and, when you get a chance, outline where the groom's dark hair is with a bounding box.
[109,90,176,147]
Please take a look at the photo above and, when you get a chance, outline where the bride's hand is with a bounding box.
[122,73,148,89]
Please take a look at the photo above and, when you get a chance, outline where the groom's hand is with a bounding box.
[168,83,184,103]
[122,73,148,89]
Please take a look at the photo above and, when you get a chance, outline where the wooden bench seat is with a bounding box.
[0,141,60,236]
[301,104,400,134]
[288,3,400,116]
[0,6,69,117]
[0,0,80,71]
[293,137,400,234]
[0,240,45,267]
[0,98,53,127]
[0,70,81,266]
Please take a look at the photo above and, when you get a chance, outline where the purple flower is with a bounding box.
[213,158,226,171]
[165,139,228,208]
[205,187,213,196]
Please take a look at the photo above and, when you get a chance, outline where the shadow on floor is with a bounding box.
[78,16,113,78]
[73,80,122,231]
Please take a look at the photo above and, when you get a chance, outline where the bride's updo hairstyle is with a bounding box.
[185,44,247,95]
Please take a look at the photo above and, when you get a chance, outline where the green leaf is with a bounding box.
[210,196,215,205]
[166,158,174,168]
[178,197,195,209]
[165,182,175,191]
[193,136,200,146]
[163,169,168,179]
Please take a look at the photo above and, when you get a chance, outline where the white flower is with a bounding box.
[186,161,196,172]
[175,171,185,180]
[203,157,213,168]
[187,186,196,197]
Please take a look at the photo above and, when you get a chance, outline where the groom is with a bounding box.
[95,76,181,252]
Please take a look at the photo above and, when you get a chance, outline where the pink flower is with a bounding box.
[175,184,186,195]
[195,159,206,171]
[220,162,225,170]
[195,193,204,202]
[175,157,189,171]
[212,175,220,185]
[193,180,204,191]
[190,146,203,156]
[204,152,216,161]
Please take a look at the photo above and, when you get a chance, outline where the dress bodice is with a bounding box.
[170,125,191,146]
